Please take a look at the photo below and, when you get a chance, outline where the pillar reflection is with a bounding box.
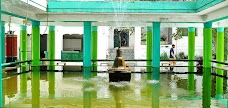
[83,68,92,108]
[48,66,55,99]
[32,67,40,108]
[202,68,212,108]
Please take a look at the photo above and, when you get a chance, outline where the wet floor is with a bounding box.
[2,67,228,108]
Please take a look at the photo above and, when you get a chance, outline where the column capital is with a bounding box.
[147,26,152,32]
[84,21,91,26]
[188,27,195,32]
[32,21,40,27]
[153,22,161,28]
[204,22,212,28]
[20,25,27,30]
[92,26,97,31]
[49,26,55,31]
[217,27,224,32]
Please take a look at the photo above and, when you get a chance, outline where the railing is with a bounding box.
[2,59,228,78]
[1,60,31,67]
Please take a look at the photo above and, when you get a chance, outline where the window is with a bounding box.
[114,29,129,48]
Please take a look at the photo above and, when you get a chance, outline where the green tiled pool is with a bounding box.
[2,67,227,108]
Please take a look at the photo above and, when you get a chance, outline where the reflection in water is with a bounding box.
[32,67,40,108]
[202,68,212,108]
[152,81,160,108]
[5,72,18,99]
[20,66,28,99]
[48,66,55,99]
[152,68,160,80]
[109,83,130,108]
[2,75,5,106]
[188,64,194,91]
[1,67,227,108]
[3,71,18,107]
[83,68,92,108]
[216,68,224,99]
[152,68,160,108]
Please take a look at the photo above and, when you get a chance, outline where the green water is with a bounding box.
[2,69,228,108]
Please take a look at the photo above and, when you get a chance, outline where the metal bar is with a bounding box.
[211,60,228,65]
[1,60,31,67]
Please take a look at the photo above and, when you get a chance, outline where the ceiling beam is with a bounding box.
[2,0,45,21]
[37,13,204,23]
[205,5,228,22]
[41,21,204,27]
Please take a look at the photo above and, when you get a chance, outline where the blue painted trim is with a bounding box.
[49,26,55,31]
[20,25,27,30]
[48,9,196,13]
[92,26,97,31]
[1,21,5,64]
[1,11,35,21]
[48,1,196,13]
[204,22,212,28]
[196,0,223,12]
[217,27,224,32]
[209,16,228,23]
[188,27,195,32]
[32,21,40,27]
[0,2,3,106]
[152,22,160,68]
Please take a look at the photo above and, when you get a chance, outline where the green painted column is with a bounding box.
[203,22,212,68]
[0,1,3,105]
[83,21,92,67]
[20,25,28,99]
[152,81,160,108]
[20,73,27,98]
[1,21,5,64]
[32,67,40,108]
[91,26,98,72]
[216,27,224,99]
[20,25,27,69]
[48,26,55,99]
[152,22,160,68]
[152,22,161,67]
[48,26,55,68]
[32,21,40,66]
[188,27,195,91]
[202,68,212,108]
[146,26,152,72]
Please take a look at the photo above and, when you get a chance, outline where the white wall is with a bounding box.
[133,27,204,60]
[9,24,204,61]
[98,26,109,59]
[134,27,142,59]
[55,26,84,59]
[172,27,203,57]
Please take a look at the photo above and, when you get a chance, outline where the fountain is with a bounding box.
[107,0,131,82]
[108,33,131,82]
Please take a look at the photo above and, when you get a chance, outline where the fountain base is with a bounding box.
[108,69,131,82]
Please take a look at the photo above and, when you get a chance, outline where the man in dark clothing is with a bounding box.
[170,44,176,67]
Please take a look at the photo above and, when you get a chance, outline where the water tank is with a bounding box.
[5,33,17,63]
